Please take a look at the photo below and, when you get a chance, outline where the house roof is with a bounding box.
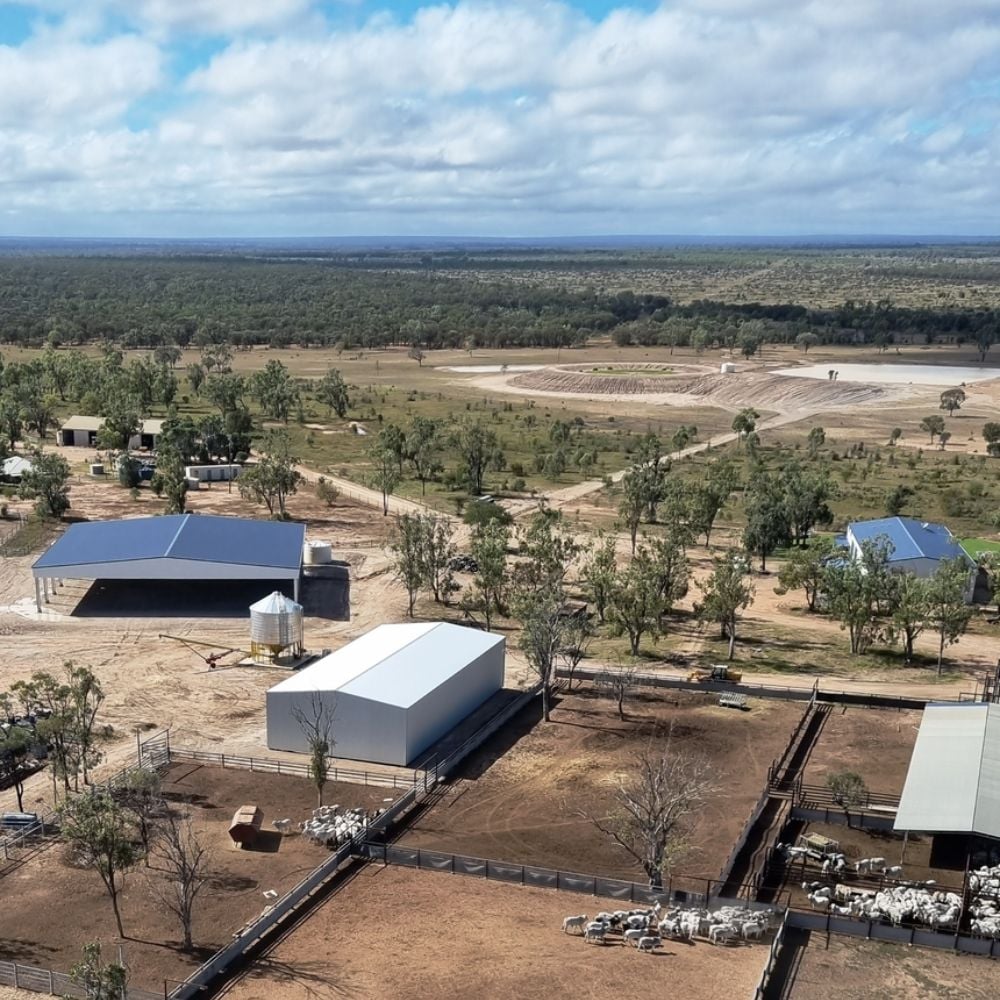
[847,516,971,564]
[268,622,504,709]
[895,703,1000,839]
[33,514,305,574]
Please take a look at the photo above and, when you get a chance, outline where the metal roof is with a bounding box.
[895,703,1000,839]
[269,622,504,709]
[848,517,971,564]
[33,514,305,572]
[60,415,104,432]
[1,456,32,477]
[59,416,164,434]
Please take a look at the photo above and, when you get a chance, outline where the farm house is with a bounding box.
[266,622,505,766]
[895,703,1000,862]
[846,516,976,601]
[31,513,305,612]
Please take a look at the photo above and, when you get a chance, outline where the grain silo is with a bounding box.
[249,591,304,663]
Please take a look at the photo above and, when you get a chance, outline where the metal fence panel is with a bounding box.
[556,872,597,894]
[957,936,994,956]
[525,867,558,891]
[594,877,633,899]
[486,860,524,884]
[454,856,488,878]
[386,846,420,867]
[421,851,456,872]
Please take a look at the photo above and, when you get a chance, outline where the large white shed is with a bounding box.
[266,622,505,767]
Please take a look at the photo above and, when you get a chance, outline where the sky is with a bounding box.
[0,0,998,238]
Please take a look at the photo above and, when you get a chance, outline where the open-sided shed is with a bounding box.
[31,513,305,611]
[895,702,1000,841]
[266,622,505,767]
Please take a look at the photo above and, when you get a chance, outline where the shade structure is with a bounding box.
[31,514,305,610]
[895,703,1000,840]
[266,622,505,766]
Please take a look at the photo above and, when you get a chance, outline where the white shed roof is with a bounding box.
[269,622,504,709]
[895,703,1000,839]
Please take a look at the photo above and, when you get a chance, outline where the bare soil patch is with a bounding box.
[802,705,921,795]
[789,933,1000,999]
[222,864,769,1000]
[400,686,806,887]
[0,764,393,991]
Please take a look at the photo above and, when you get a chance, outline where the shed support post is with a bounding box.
[43,577,49,603]
[294,575,300,603]
[34,576,41,613]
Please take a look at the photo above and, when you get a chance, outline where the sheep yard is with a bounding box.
[400,685,808,888]
[222,864,771,1000]
[787,934,1000,999]
[0,764,397,992]
[800,705,922,795]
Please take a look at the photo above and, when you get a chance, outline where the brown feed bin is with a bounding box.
[229,804,263,848]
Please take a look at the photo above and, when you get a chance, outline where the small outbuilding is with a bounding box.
[0,455,32,483]
[58,416,164,450]
[266,622,505,767]
[846,516,976,601]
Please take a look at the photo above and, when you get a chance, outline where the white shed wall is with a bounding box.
[266,688,408,765]
[405,641,505,763]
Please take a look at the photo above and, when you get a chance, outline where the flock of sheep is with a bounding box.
[561,901,779,952]
[272,804,377,847]
[786,845,1000,938]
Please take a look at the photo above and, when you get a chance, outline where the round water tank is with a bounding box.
[303,540,332,565]
[90,463,105,476]
[249,591,304,650]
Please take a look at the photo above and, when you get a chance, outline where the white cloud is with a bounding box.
[1,0,999,234]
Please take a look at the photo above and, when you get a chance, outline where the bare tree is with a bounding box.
[594,664,637,720]
[150,810,210,951]
[591,730,714,889]
[292,694,336,806]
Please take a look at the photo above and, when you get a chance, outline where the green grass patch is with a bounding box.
[961,537,1000,558]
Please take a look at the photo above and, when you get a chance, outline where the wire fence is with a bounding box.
[162,747,420,790]
[0,959,162,1000]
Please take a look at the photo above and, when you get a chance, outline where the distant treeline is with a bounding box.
[0,256,996,355]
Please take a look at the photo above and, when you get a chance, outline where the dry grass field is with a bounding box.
[222,864,770,1000]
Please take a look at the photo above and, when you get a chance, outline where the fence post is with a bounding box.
[48,968,53,993]
[12,962,18,989]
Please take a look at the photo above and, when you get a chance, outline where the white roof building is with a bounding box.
[266,622,505,766]
[895,703,1000,840]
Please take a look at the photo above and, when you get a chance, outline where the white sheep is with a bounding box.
[562,914,588,934]
[636,935,661,952]
[584,924,607,944]
[623,928,644,946]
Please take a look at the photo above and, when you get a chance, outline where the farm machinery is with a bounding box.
[687,664,743,683]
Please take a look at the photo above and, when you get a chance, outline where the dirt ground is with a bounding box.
[222,864,769,1000]
[0,763,394,991]
[400,685,806,887]
[789,933,1000,999]
[801,705,922,795]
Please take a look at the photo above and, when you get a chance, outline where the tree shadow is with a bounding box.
[235,957,359,999]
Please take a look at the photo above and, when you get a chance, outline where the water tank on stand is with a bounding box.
[303,540,333,566]
[249,591,304,663]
